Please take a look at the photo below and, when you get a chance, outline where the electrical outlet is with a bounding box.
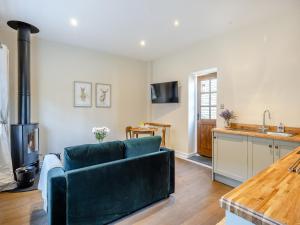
[220,104,225,110]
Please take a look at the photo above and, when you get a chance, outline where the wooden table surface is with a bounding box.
[220,146,300,225]
[213,127,300,143]
[129,127,158,133]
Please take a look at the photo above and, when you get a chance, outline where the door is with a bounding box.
[197,73,217,157]
[274,140,300,161]
[214,133,248,182]
[250,137,274,176]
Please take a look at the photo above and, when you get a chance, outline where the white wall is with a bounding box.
[0,27,148,155]
[150,13,300,154]
[1,12,299,157]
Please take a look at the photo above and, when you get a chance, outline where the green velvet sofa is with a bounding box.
[47,136,175,225]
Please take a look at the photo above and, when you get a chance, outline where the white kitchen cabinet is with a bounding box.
[274,140,300,161]
[213,131,300,186]
[213,133,248,182]
[249,137,274,176]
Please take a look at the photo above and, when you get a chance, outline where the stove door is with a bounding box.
[23,124,39,166]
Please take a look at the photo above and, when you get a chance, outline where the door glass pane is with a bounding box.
[211,107,217,119]
[211,79,217,92]
[201,94,209,106]
[211,93,217,106]
[201,107,210,119]
[201,80,209,92]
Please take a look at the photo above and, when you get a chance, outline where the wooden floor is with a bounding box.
[0,158,232,225]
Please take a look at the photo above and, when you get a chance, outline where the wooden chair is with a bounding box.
[143,122,171,147]
[125,126,132,139]
[126,126,157,139]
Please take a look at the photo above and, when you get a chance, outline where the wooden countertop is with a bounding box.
[213,127,300,143]
[220,147,300,225]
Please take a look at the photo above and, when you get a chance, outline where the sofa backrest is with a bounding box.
[123,136,162,158]
[65,150,170,225]
[64,141,125,171]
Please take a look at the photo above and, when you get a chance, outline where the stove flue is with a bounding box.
[7,20,40,177]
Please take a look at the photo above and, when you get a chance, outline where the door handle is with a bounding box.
[269,144,273,154]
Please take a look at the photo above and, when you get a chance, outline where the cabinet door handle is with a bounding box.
[275,145,279,149]
[269,144,273,154]
[213,136,216,139]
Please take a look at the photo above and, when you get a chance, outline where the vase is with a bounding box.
[224,120,231,128]
[97,139,104,143]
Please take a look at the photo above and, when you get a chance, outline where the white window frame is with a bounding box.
[200,77,217,120]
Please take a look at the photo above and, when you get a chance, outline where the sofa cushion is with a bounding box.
[64,141,125,171]
[124,136,161,158]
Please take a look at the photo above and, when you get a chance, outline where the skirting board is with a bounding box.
[214,173,241,187]
[175,151,197,159]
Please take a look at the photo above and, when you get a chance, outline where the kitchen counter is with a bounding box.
[213,127,300,143]
[220,147,300,225]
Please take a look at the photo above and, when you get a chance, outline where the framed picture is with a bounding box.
[96,83,111,108]
[74,81,92,107]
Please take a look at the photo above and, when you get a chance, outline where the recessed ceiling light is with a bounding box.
[174,20,180,27]
[70,18,78,27]
[139,40,146,47]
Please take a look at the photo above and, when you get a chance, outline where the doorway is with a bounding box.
[188,71,217,167]
[197,73,217,157]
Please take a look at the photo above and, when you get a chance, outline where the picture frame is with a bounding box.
[96,83,111,108]
[74,81,92,107]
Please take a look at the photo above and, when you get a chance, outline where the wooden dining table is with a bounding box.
[129,127,158,138]
[127,122,171,147]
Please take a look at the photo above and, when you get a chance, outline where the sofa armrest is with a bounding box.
[65,151,171,225]
[160,147,175,194]
[47,167,66,225]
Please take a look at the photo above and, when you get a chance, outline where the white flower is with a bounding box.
[92,127,110,141]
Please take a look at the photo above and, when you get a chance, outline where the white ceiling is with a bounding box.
[0,0,299,61]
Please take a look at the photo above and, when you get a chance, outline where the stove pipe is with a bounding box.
[7,20,39,124]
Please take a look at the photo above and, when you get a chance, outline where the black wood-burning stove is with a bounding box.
[7,21,40,177]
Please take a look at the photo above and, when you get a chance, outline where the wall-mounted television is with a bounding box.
[151,81,179,103]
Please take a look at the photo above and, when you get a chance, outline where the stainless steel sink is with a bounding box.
[265,131,294,137]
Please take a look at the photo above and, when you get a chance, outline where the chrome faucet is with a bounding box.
[260,109,271,133]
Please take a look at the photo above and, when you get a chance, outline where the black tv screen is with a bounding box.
[151,81,179,103]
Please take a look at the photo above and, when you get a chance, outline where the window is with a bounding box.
[199,76,217,120]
